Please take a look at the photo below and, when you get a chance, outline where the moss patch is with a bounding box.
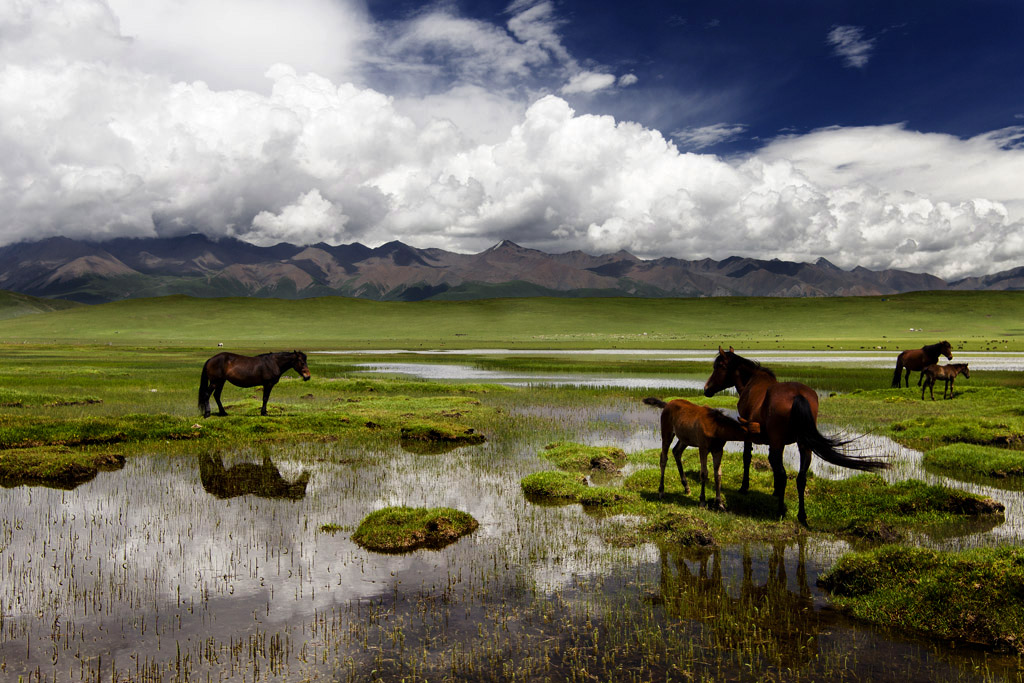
[539,441,627,472]
[521,470,589,502]
[351,506,479,553]
[819,545,1024,653]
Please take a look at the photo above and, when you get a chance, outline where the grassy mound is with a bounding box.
[539,441,627,472]
[351,506,479,553]
[924,443,1024,481]
[520,470,639,508]
[819,545,1024,653]
[399,421,485,448]
[805,474,1005,541]
[0,446,125,488]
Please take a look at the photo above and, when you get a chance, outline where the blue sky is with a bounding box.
[1,0,1022,278]
[369,0,1024,152]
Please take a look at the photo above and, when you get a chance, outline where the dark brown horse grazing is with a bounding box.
[703,347,888,525]
[643,397,761,510]
[891,340,953,388]
[921,363,970,400]
[198,350,310,417]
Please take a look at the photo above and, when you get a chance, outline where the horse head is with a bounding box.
[940,340,953,360]
[703,346,736,397]
[958,363,970,379]
[292,350,311,381]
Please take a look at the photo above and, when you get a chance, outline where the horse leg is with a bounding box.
[673,441,690,495]
[944,378,953,399]
[711,448,725,511]
[657,442,669,498]
[657,422,673,497]
[213,381,228,416]
[769,444,787,519]
[200,385,211,418]
[260,382,276,416]
[739,440,752,493]
[697,447,708,507]
[796,444,812,527]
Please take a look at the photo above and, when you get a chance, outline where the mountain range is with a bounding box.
[0,234,1021,304]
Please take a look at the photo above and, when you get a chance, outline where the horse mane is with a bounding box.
[727,351,776,380]
[922,340,950,354]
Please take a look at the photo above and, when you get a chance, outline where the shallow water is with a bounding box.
[0,390,1022,680]
[321,348,1024,371]
[350,361,708,390]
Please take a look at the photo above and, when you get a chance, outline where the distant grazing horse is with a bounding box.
[643,397,761,510]
[891,341,953,388]
[921,363,970,400]
[198,351,310,417]
[703,347,888,525]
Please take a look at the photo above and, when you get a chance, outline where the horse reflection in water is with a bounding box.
[655,540,818,669]
[198,452,311,500]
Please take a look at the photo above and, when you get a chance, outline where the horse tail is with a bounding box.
[791,394,889,472]
[890,354,904,388]
[643,397,667,409]
[198,362,210,410]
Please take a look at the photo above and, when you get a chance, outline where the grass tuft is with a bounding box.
[350,506,478,553]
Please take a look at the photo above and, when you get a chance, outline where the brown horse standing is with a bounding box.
[703,347,888,525]
[198,351,310,417]
[643,397,760,510]
[921,363,970,400]
[891,340,953,388]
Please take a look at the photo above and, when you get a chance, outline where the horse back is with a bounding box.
[205,352,274,387]
[663,399,720,448]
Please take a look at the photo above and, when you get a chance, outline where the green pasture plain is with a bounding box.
[0,290,1022,350]
[3,290,1024,659]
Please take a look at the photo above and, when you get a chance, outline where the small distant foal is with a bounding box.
[921,363,970,400]
[643,397,760,510]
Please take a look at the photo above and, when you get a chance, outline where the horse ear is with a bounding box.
[728,346,734,353]
[718,346,725,355]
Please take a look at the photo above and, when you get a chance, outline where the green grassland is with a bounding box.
[0,289,1022,350]
[3,290,1024,659]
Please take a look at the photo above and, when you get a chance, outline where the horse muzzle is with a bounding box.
[302,372,311,381]
[703,385,716,398]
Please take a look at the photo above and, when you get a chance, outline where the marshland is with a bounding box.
[2,291,1024,681]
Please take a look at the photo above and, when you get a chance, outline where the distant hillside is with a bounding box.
[0,234,1017,304]
[0,290,81,320]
